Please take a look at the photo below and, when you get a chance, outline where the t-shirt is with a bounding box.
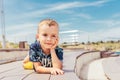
[29,41,63,67]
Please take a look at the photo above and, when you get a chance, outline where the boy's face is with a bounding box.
[37,24,59,49]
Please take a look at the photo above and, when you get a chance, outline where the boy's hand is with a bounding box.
[50,68,64,75]
[51,38,58,50]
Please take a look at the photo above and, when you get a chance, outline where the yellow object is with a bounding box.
[23,61,33,70]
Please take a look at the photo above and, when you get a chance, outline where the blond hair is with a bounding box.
[37,19,59,33]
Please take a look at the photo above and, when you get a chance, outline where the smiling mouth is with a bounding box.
[46,43,52,45]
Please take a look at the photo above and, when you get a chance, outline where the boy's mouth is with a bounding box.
[45,43,52,45]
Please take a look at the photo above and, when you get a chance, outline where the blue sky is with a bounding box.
[0,0,120,44]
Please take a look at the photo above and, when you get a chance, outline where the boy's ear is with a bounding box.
[36,34,39,40]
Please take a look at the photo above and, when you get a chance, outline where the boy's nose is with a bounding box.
[47,37,51,41]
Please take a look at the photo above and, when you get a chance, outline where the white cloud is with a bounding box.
[60,30,79,34]
[59,23,71,27]
[83,0,109,7]
[86,27,120,42]
[3,23,37,43]
[101,27,120,38]
[6,31,36,43]
[9,31,35,37]
[77,13,92,19]
[6,23,36,32]
[0,36,2,41]
[112,13,120,18]
[90,20,120,27]
[13,0,109,19]
[49,0,109,9]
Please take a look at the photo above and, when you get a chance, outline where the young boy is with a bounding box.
[25,19,64,75]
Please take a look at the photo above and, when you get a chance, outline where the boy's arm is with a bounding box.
[50,38,63,69]
[23,55,29,63]
[33,62,64,75]
[33,62,51,73]
[51,49,63,69]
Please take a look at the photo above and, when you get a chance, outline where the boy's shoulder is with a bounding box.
[55,46,63,52]
[56,46,63,49]
[30,41,40,49]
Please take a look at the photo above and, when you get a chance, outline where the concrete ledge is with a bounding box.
[0,49,28,52]
[0,51,28,64]
[74,50,120,80]
[74,51,101,79]
[80,59,108,80]
[102,56,120,80]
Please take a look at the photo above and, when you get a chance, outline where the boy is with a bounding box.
[26,19,64,75]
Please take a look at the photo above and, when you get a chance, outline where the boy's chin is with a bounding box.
[45,46,52,49]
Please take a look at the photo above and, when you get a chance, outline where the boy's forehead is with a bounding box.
[38,24,59,33]
[39,20,58,26]
[39,24,59,30]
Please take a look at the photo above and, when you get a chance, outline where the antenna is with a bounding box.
[0,0,6,48]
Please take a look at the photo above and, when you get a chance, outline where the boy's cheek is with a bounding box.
[54,39,58,44]
[55,37,59,41]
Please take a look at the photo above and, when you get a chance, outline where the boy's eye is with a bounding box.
[43,34,47,36]
[52,35,56,38]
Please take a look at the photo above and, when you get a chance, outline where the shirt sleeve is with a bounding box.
[29,44,39,62]
[56,48,63,61]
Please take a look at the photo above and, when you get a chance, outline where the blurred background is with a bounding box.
[0,0,120,51]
